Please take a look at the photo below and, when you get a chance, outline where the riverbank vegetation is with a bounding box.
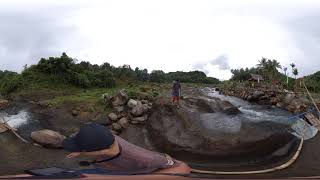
[226,57,320,93]
[0,53,220,97]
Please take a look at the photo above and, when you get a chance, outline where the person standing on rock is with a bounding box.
[172,80,181,107]
[63,123,190,175]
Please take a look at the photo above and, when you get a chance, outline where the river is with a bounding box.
[201,87,318,140]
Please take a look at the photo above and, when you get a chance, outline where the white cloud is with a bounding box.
[1,0,320,80]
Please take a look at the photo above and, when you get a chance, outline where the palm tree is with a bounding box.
[283,66,288,88]
[290,63,295,69]
[293,68,298,79]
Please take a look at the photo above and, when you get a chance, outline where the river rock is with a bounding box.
[118,117,129,128]
[71,110,79,116]
[132,115,148,123]
[102,93,112,103]
[112,123,122,131]
[0,99,9,109]
[111,90,129,107]
[131,103,149,117]
[284,93,295,104]
[218,100,241,115]
[105,116,112,125]
[113,106,125,113]
[276,102,284,108]
[108,113,118,121]
[127,99,138,109]
[270,97,280,105]
[141,100,149,104]
[287,99,307,113]
[248,91,265,102]
[31,129,66,148]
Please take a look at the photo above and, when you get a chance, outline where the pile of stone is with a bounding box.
[222,88,308,113]
[104,89,152,134]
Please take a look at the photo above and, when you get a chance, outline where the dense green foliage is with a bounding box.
[230,58,282,82]
[229,57,320,93]
[0,53,219,96]
[305,71,320,93]
[0,71,23,95]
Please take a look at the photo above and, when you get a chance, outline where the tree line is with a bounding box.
[0,53,220,96]
[229,57,320,93]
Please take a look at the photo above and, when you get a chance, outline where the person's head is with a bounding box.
[63,123,115,156]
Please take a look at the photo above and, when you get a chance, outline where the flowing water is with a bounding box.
[1,88,317,140]
[201,87,318,140]
[0,107,42,138]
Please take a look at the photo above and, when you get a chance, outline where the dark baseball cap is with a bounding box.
[63,123,115,152]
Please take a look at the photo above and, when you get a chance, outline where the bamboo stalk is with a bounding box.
[0,118,29,143]
[302,80,320,116]
[190,138,304,175]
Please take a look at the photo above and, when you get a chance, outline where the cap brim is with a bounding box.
[62,138,80,152]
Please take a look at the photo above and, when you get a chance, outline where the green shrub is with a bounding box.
[0,73,23,95]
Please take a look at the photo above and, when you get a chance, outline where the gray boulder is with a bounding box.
[111,90,129,107]
[132,115,148,123]
[113,106,125,113]
[131,103,149,117]
[284,93,295,104]
[108,113,118,121]
[141,100,149,104]
[112,123,122,131]
[102,93,113,103]
[127,99,138,109]
[118,117,129,128]
[31,129,66,148]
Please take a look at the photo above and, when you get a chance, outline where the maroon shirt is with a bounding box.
[94,136,174,174]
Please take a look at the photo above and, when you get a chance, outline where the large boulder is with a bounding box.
[147,97,297,163]
[111,90,129,107]
[31,129,66,148]
[0,99,9,109]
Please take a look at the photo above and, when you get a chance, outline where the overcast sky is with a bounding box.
[1,0,320,80]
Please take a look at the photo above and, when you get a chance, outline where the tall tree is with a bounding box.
[293,68,298,79]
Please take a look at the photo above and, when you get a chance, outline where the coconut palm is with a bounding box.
[293,68,298,79]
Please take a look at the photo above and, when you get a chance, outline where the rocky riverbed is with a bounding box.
[220,86,317,114]
[0,86,319,178]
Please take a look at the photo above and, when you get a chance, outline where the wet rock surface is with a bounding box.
[0,86,311,176]
[147,95,298,164]
[222,88,310,114]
